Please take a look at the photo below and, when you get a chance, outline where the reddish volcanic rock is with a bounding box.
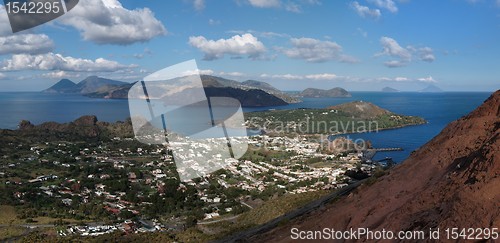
[16,116,105,139]
[73,115,98,126]
[256,90,500,242]
[18,120,34,130]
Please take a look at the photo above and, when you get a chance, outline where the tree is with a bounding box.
[119,210,135,220]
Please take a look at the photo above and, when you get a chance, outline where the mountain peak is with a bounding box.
[200,75,301,105]
[465,89,500,118]
[419,84,443,92]
[242,80,281,93]
[328,101,391,118]
[42,76,129,94]
[59,78,75,84]
[382,86,399,92]
[43,79,77,93]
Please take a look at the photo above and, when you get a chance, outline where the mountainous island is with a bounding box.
[298,87,352,98]
[200,75,301,106]
[43,76,129,95]
[419,84,444,92]
[245,90,500,242]
[43,75,300,107]
[381,86,399,92]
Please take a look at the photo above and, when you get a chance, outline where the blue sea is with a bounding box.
[0,91,492,162]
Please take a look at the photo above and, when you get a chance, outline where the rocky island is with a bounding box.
[43,75,301,107]
[299,87,352,98]
[381,86,399,92]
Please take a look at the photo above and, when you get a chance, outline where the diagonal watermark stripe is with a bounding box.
[128,60,249,181]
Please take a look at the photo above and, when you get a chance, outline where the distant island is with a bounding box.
[381,87,399,92]
[43,76,133,99]
[418,84,443,92]
[43,75,301,107]
[299,87,352,98]
[43,76,130,95]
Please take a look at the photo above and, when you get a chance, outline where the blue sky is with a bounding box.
[0,0,499,91]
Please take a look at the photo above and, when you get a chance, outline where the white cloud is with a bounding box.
[208,19,221,25]
[246,0,319,12]
[351,2,381,19]
[220,71,245,77]
[394,76,410,81]
[260,73,436,84]
[0,5,54,55]
[376,37,435,67]
[227,30,290,39]
[302,0,322,4]
[248,0,281,8]
[41,71,81,79]
[377,36,412,67]
[198,69,215,75]
[285,3,301,12]
[181,69,214,76]
[265,74,304,80]
[339,55,360,63]
[417,76,437,83]
[377,76,437,83]
[305,73,337,80]
[0,34,54,55]
[378,37,412,60]
[189,34,266,60]
[383,60,407,68]
[377,76,410,82]
[368,0,398,13]
[58,0,167,45]
[1,53,136,72]
[192,0,205,11]
[280,37,357,63]
[357,28,368,37]
[417,47,435,62]
[260,73,337,80]
[132,48,153,59]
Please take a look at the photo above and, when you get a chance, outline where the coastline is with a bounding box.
[260,120,428,137]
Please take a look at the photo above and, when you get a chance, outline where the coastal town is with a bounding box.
[0,131,384,238]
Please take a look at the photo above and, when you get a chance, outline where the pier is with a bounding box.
[373,147,403,152]
[362,147,403,161]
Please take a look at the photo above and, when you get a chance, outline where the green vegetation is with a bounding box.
[245,105,426,134]
[0,226,26,241]
[194,190,329,241]
[365,167,389,186]
[0,205,18,224]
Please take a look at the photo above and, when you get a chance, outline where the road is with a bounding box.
[197,215,240,225]
[215,179,366,243]
[0,224,55,228]
[240,201,254,209]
